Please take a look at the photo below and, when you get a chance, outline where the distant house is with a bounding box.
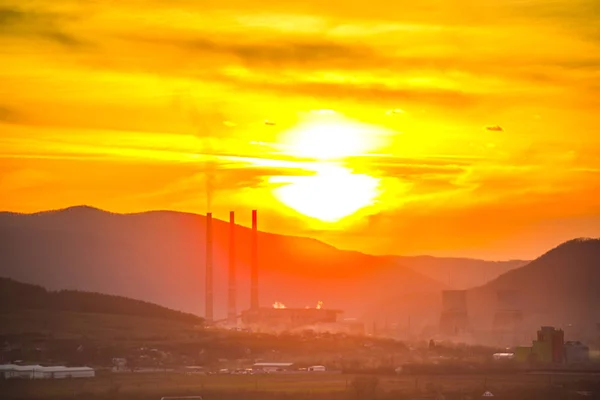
[251,362,295,372]
[112,357,127,371]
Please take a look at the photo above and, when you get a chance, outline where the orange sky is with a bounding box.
[1,0,600,260]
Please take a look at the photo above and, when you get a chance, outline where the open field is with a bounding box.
[2,371,600,400]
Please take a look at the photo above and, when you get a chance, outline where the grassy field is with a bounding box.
[2,371,599,400]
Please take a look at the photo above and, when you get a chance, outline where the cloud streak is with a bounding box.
[1,0,600,258]
[0,6,85,47]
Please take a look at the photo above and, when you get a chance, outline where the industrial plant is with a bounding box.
[514,326,591,365]
[203,210,351,333]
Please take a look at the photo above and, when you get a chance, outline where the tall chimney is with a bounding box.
[250,209,259,309]
[205,212,213,323]
[228,211,236,325]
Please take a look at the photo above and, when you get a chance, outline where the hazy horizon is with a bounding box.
[2,203,584,261]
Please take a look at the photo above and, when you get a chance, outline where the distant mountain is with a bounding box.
[0,206,449,321]
[385,255,528,289]
[468,238,600,334]
[0,277,203,325]
[371,238,600,340]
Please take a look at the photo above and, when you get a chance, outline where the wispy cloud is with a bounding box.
[0,105,20,123]
[0,6,85,47]
[2,0,600,257]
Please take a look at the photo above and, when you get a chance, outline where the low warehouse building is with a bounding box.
[492,353,515,361]
[241,307,342,331]
[0,365,95,379]
[252,362,295,373]
[0,364,19,379]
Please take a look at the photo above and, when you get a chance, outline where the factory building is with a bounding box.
[515,326,565,364]
[241,307,342,331]
[515,326,592,365]
[203,209,350,331]
[342,318,366,336]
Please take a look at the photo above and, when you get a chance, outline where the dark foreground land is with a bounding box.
[2,371,600,400]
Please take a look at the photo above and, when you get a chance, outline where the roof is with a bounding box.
[253,363,294,367]
[38,366,67,371]
[245,308,343,313]
[43,366,94,372]
[14,365,43,371]
[0,365,93,372]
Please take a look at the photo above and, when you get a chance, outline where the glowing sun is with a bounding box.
[272,115,384,222]
[281,117,382,160]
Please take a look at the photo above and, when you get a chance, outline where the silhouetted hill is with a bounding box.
[0,206,447,321]
[370,238,600,340]
[384,255,528,289]
[0,277,203,325]
[468,238,600,334]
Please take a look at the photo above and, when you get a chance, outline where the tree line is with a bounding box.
[0,278,203,325]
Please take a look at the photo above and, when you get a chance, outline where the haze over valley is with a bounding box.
[2,206,598,342]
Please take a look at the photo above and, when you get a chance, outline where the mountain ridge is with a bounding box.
[5,205,594,337]
[0,205,446,321]
[370,237,600,340]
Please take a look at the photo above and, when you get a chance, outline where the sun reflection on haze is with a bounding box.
[270,164,380,222]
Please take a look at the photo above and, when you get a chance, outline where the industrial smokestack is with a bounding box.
[250,209,259,310]
[228,211,236,325]
[205,212,213,323]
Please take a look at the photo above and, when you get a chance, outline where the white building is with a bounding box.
[40,366,95,379]
[0,364,19,379]
[251,362,294,372]
[492,353,515,361]
[0,365,95,379]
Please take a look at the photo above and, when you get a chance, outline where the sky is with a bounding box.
[1,0,600,260]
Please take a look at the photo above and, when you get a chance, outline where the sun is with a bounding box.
[283,122,369,160]
[271,165,379,222]
[271,114,386,222]
[279,113,386,161]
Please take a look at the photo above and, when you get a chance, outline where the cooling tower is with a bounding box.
[442,290,467,312]
[439,290,468,336]
[205,212,213,323]
[493,290,523,340]
[250,209,259,309]
[228,211,237,326]
[496,290,521,310]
